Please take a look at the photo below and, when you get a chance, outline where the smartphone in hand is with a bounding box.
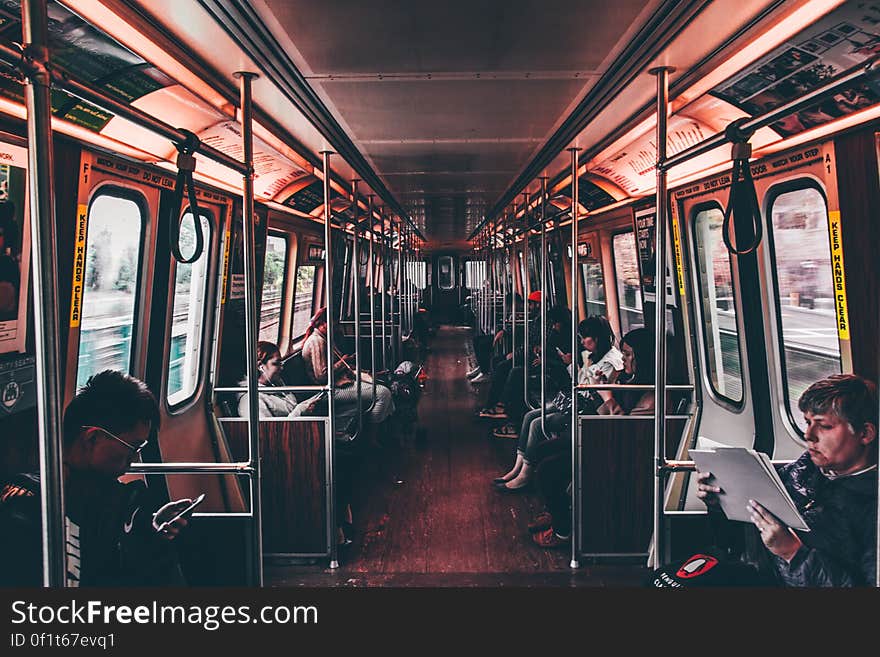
[154,493,206,534]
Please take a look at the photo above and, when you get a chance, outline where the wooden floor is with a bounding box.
[266,326,648,587]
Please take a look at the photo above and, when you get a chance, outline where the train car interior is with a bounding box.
[0,0,877,587]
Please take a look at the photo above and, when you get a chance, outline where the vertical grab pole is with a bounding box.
[395,217,403,363]
[401,227,407,337]
[320,150,339,569]
[408,229,412,334]
[510,222,517,375]
[568,147,581,570]
[523,192,535,410]
[380,209,388,372]
[650,66,674,569]
[540,177,549,436]
[368,196,377,407]
[490,225,496,337]
[484,232,489,335]
[501,230,508,347]
[23,0,65,587]
[522,203,530,373]
[351,180,362,435]
[233,71,263,586]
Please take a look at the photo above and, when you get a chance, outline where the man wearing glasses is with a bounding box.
[0,370,192,586]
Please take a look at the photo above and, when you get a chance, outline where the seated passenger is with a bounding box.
[237,341,302,418]
[491,304,571,437]
[696,374,878,586]
[528,328,655,547]
[477,291,540,418]
[301,307,394,427]
[467,292,522,384]
[0,371,192,586]
[493,322,632,492]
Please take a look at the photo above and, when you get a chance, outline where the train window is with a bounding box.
[290,264,317,340]
[581,261,606,319]
[464,260,485,288]
[259,233,288,344]
[612,231,644,334]
[75,192,145,389]
[408,260,427,290]
[167,212,212,407]
[438,255,454,290]
[693,205,743,404]
[767,183,841,431]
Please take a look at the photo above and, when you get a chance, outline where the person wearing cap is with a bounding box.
[0,371,191,586]
[696,374,878,586]
[476,291,542,420]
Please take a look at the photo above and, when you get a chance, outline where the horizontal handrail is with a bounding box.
[0,40,248,176]
[575,383,694,391]
[128,462,254,474]
[577,414,693,420]
[661,56,880,171]
[213,385,329,393]
[661,458,793,473]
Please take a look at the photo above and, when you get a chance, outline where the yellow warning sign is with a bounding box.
[69,205,88,327]
[221,229,231,304]
[672,217,685,296]
[827,210,849,341]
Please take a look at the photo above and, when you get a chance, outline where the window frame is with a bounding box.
[610,228,644,335]
[690,201,745,409]
[764,177,842,436]
[165,208,215,412]
[260,230,290,347]
[289,262,318,343]
[580,258,607,320]
[437,255,455,290]
[75,185,149,388]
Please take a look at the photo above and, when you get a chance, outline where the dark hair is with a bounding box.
[257,341,281,366]
[799,375,878,453]
[577,316,615,361]
[63,370,160,448]
[546,305,570,328]
[621,328,654,385]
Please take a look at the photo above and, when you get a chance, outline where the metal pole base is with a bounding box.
[329,560,340,570]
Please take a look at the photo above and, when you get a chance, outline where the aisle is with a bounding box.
[266,326,646,586]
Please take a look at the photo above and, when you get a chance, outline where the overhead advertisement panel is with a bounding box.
[589,116,714,196]
[198,121,310,200]
[710,3,880,137]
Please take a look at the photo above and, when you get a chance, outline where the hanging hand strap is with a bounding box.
[169,129,205,264]
[721,119,762,256]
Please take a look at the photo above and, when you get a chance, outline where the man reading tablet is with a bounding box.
[697,374,877,587]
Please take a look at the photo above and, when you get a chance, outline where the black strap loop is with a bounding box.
[168,129,205,264]
[721,118,762,256]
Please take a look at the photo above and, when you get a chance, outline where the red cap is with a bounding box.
[527,290,542,302]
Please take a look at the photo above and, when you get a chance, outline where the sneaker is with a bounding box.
[469,372,489,384]
[532,527,570,548]
[527,512,553,534]
[492,423,518,439]
[466,366,482,378]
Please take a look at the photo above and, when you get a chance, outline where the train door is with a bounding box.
[675,140,846,510]
[431,253,458,324]
[65,149,233,510]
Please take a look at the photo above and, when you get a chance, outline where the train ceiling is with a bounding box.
[1,1,876,251]
[252,0,656,250]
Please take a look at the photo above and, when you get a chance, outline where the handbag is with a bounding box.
[552,389,598,415]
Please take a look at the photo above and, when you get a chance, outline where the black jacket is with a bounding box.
[770,453,877,587]
[0,471,185,587]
